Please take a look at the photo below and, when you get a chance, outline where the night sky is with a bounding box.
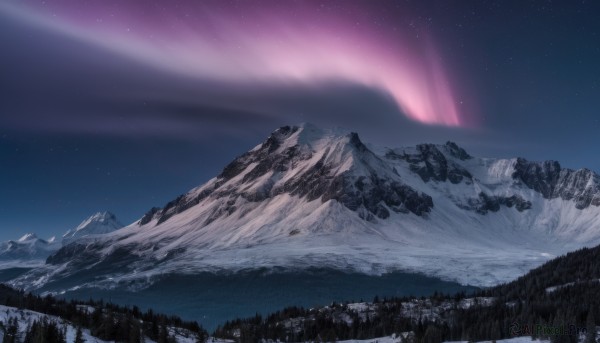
[1,0,599,241]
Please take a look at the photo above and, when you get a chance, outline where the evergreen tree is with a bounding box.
[586,309,597,343]
[3,317,19,343]
[129,319,142,343]
[158,319,169,343]
[74,326,86,343]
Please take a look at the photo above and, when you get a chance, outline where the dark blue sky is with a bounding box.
[1,0,599,241]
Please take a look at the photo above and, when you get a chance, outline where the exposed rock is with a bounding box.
[444,141,472,160]
[512,158,600,209]
[142,125,434,226]
[387,143,472,184]
[139,207,160,225]
[135,126,600,233]
[466,192,532,214]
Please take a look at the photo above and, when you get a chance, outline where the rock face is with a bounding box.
[386,143,473,184]
[10,123,600,291]
[141,125,433,226]
[464,193,532,215]
[137,124,600,232]
[512,159,600,209]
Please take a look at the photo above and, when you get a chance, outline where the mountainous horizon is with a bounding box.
[8,123,600,294]
[0,211,123,267]
[3,1,598,341]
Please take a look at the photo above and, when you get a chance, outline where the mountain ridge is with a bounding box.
[0,211,123,265]
[0,233,59,263]
[10,123,600,291]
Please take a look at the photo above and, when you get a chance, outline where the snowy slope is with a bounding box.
[0,305,108,343]
[62,211,123,244]
[12,123,600,290]
[337,336,549,343]
[0,305,203,343]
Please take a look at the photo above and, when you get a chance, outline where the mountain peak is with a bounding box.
[20,124,600,292]
[1,233,59,261]
[261,123,350,152]
[17,233,38,242]
[62,211,123,243]
[87,211,117,222]
[444,141,472,160]
[140,123,432,227]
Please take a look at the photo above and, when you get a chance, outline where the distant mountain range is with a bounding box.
[9,123,600,293]
[0,233,59,262]
[0,211,122,263]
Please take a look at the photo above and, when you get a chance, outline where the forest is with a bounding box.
[214,246,600,343]
[0,284,208,343]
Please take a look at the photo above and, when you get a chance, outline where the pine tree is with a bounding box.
[196,330,208,343]
[24,320,40,343]
[129,319,142,343]
[3,317,19,343]
[158,319,169,343]
[74,326,86,343]
[586,309,597,343]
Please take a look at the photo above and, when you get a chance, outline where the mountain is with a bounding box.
[0,212,122,271]
[11,123,600,293]
[62,211,123,244]
[0,233,60,263]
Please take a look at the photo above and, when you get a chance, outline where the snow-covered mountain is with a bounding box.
[12,123,600,290]
[62,211,123,244]
[0,233,60,263]
[0,212,122,269]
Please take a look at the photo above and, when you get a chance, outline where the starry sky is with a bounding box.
[1,0,599,241]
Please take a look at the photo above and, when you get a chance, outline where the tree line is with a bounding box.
[0,284,208,343]
[214,246,600,343]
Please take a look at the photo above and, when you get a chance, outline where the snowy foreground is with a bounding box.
[0,304,561,343]
[340,337,546,343]
[339,337,548,343]
[0,305,107,343]
[0,305,200,343]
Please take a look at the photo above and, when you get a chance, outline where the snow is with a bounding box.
[62,211,123,244]
[17,233,38,242]
[0,234,60,262]
[338,335,548,343]
[0,212,122,266]
[545,279,600,293]
[0,304,202,343]
[444,337,549,343]
[338,334,408,343]
[0,305,108,343]
[11,124,600,291]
